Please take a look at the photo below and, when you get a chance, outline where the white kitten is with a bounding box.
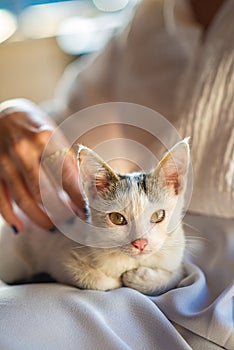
[0,139,190,295]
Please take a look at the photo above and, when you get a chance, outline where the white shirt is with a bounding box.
[56,0,234,218]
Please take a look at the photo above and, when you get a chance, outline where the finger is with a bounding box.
[62,155,87,219]
[3,162,53,229]
[10,138,45,202]
[39,167,77,224]
[42,149,87,219]
[0,180,23,232]
[16,151,42,202]
[23,160,42,201]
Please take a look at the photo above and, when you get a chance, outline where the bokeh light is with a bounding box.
[92,0,129,12]
[0,9,17,43]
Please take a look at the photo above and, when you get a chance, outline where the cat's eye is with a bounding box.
[150,209,165,223]
[109,212,127,225]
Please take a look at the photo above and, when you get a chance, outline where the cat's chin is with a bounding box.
[122,249,153,258]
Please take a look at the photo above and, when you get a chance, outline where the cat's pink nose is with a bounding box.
[131,239,148,251]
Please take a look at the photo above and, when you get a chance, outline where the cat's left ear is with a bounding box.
[152,138,190,195]
[77,145,120,198]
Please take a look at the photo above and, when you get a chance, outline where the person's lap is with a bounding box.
[0,213,233,350]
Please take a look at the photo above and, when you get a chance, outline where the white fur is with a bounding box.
[0,139,189,295]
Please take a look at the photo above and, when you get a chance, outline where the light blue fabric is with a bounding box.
[0,214,233,350]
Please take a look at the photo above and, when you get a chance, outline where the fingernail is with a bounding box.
[84,206,90,217]
[11,225,19,234]
[74,206,89,219]
[49,227,57,233]
[74,210,86,221]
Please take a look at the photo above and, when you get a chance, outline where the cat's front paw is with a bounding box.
[122,267,174,296]
[122,267,155,295]
[93,275,122,291]
[65,271,122,292]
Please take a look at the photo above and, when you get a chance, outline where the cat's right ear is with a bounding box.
[77,145,120,198]
[151,138,190,195]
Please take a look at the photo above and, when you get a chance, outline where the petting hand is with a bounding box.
[0,99,85,232]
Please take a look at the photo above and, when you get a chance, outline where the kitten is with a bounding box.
[0,139,190,295]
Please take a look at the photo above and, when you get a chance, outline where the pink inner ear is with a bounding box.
[95,174,109,191]
[160,159,180,194]
[165,172,179,195]
[156,141,189,195]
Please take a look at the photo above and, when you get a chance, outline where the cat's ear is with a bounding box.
[151,138,190,195]
[77,145,120,198]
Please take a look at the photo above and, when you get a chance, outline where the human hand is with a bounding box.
[0,99,85,232]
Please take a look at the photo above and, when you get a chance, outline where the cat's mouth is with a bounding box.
[122,248,153,258]
[133,251,151,258]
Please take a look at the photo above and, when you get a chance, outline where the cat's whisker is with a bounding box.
[160,238,184,248]
[71,246,96,258]
[183,222,202,234]
[185,248,200,259]
[185,235,209,243]
[72,246,121,261]
[185,243,203,256]
[71,244,88,251]
[184,234,212,261]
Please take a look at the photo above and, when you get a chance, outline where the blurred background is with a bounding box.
[0,0,139,103]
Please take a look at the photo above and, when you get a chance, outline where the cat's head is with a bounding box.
[77,139,190,256]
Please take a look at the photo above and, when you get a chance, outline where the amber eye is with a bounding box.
[109,212,127,225]
[150,209,165,223]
